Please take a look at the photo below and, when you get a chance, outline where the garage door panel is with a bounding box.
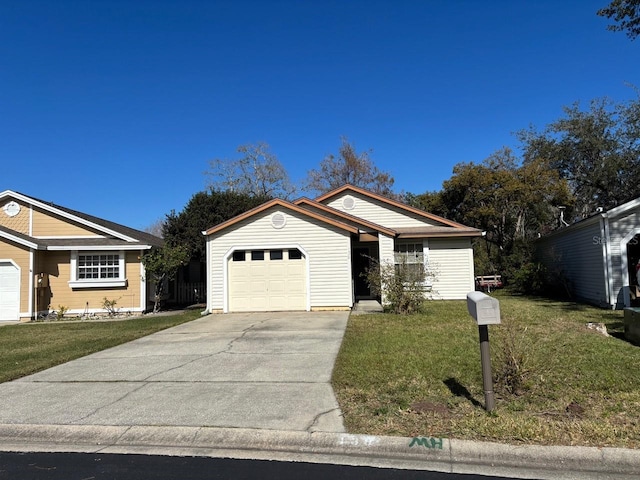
[269,264,286,276]
[269,279,285,294]
[0,261,20,321]
[228,249,307,312]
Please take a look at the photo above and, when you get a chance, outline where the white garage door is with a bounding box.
[0,261,20,321]
[228,248,307,312]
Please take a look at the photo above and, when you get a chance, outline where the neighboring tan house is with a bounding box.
[0,190,162,322]
[537,197,640,309]
[204,184,481,313]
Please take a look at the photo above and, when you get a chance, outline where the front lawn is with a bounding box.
[0,310,202,383]
[332,293,640,448]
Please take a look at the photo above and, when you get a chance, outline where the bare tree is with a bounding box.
[205,142,296,199]
[144,218,165,238]
[304,137,395,196]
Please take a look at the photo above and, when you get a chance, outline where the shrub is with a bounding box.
[363,257,437,315]
[493,321,532,396]
[56,305,68,321]
[102,297,119,316]
[509,261,548,294]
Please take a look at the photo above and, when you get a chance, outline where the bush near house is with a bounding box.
[332,292,639,448]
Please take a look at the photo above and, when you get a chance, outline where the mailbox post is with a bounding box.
[467,291,501,412]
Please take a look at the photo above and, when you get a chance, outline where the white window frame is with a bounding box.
[69,250,126,288]
[394,242,424,273]
[394,240,433,289]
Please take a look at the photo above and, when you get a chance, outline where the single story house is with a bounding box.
[204,184,481,313]
[536,197,640,309]
[0,190,162,321]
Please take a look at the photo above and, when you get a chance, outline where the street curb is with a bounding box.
[0,424,638,479]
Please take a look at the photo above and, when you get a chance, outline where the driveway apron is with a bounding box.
[0,311,349,433]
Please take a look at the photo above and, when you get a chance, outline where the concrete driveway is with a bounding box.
[0,311,349,433]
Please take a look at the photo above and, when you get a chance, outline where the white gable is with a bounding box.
[207,206,353,311]
[322,191,447,229]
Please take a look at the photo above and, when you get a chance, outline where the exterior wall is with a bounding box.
[377,233,395,305]
[0,239,31,318]
[378,233,395,265]
[31,207,102,237]
[536,219,609,307]
[323,191,441,228]
[428,238,475,300]
[207,206,352,312]
[608,208,640,308]
[37,250,145,314]
[0,197,31,235]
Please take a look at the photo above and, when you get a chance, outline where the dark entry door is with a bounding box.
[353,247,372,298]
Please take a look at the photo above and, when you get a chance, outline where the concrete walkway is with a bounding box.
[0,311,349,432]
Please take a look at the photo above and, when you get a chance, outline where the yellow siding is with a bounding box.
[0,197,30,235]
[37,250,144,314]
[0,239,31,315]
[31,207,102,237]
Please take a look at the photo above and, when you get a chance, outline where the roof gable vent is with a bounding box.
[271,212,286,229]
[342,196,356,210]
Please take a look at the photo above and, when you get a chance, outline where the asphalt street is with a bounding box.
[0,452,521,480]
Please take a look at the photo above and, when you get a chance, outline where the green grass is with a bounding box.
[0,310,202,383]
[332,293,640,448]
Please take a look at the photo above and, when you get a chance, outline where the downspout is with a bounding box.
[140,253,147,312]
[203,231,211,315]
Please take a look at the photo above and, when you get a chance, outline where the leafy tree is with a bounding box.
[163,190,270,263]
[519,97,640,218]
[142,243,189,312]
[405,190,449,218]
[206,142,296,199]
[305,137,395,196]
[598,0,640,40]
[413,148,572,281]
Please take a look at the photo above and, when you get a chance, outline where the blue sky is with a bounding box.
[1,0,637,230]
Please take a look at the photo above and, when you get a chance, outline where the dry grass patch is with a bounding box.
[332,294,640,447]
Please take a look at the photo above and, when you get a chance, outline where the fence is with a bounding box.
[172,282,206,305]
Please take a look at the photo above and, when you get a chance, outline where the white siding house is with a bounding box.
[321,190,441,228]
[536,197,640,309]
[204,185,481,313]
[206,201,355,313]
[429,238,476,300]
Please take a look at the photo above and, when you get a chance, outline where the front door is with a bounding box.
[353,247,372,298]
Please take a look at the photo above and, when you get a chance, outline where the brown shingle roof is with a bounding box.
[10,191,162,247]
[394,226,482,238]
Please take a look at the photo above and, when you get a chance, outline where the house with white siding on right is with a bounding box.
[203,184,481,314]
[536,197,640,309]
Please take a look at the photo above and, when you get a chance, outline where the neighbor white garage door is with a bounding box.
[0,261,20,321]
[228,248,307,312]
